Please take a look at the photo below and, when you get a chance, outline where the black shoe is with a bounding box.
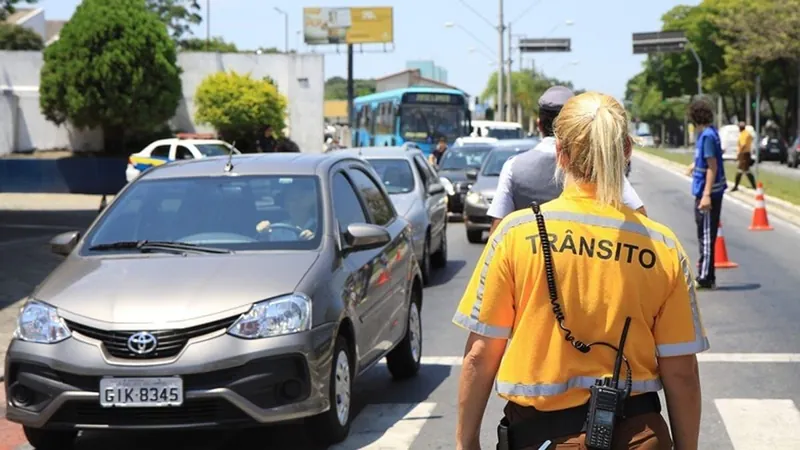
[695,279,716,290]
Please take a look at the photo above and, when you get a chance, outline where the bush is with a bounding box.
[39,0,183,155]
[0,23,44,50]
[194,71,287,152]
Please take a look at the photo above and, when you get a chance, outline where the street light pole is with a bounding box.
[506,22,513,122]
[497,0,505,121]
[274,8,289,52]
[755,74,761,180]
[205,0,210,51]
[688,45,702,95]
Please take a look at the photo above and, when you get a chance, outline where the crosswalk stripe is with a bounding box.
[378,353,800,367]
[330,402,437,450]
[715,399,800,449]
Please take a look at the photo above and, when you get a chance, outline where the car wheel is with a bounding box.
[431,225,448,269]
[420,236,432,285]
[310,336,353,445]
[466,229,483,244]
[386,292,422,380]
[23,427,77,450]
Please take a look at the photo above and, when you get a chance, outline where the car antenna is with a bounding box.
[224,141,236,172]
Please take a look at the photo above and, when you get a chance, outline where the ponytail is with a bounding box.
[588,107,626,207]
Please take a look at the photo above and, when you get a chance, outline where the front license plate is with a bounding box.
[99,377,183,407]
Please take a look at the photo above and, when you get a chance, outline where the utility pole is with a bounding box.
[745,91,751,125]
[274,8,289,52]
[755,74,761,180]
[688,45,702,95]
[205,0,210,51]
[506,22,513,122]
[497,0,505,121]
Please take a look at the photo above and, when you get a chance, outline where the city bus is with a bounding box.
[351,87,472,155]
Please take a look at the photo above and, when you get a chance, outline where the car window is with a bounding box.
[149,145,171,158]
[195,143,232,157]
[331,172,368,232]
[439,147,491,170]
[365,158,415,194]
[487,128,525,139]
[346,168,395,226]
[175,145,194,160]
[83,175,322,252]
[482,150,519,176]
[412,155,431,187]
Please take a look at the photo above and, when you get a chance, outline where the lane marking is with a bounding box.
[387,353,800,367]
[0,224,75,230]
[715,399,800,449]
[330,402,437,450]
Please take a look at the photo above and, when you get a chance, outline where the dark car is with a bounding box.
[757,129,788,163]
[788,136,800,168]
[463,146,529,243]
[436,144,494,216]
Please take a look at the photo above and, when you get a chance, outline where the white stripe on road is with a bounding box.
[715,399,800,449]
[384,353,800,367]
[330,402,437,450]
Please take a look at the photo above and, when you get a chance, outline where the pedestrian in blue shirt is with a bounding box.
[686,99,726,289]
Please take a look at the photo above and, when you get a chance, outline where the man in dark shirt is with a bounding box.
[428,137,448,168]
[257,125,277,153]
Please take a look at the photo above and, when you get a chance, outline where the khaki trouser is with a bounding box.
[506,408,672,450]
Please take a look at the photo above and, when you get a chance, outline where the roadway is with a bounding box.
[2,155,800,449]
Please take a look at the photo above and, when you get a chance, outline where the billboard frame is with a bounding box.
[303,7,394,47]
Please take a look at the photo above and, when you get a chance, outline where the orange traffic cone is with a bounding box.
[748,182,774,231]
[714,221,738,269]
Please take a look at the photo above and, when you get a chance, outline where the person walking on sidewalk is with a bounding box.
[731,121,757,191]
[686,99,727,290]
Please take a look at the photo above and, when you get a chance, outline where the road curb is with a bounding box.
[634,150,800,227]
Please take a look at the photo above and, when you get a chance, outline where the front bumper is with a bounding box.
[463,202,491,231]
[4,322,337,430]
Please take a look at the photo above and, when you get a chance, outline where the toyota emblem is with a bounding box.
[127,331,158,355]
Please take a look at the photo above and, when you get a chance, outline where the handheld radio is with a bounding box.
[530,202,633,450]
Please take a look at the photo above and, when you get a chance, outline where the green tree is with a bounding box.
[0,23,43,50]
[39,0,183,154]
[481,67,579,124]
[324,76,377,100]
[194,71,287,152]
[179,36,236,52]
[0,0,36,21]
[146,0,201,41]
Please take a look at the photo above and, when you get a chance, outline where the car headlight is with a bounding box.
[439,177,455,196]
[466,191,486,206]
[13,300,72,344]
[228,293,311,339]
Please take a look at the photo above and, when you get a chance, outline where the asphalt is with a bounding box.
[2,156,800,449]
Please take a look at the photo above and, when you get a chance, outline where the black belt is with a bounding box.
[501,392,661,449]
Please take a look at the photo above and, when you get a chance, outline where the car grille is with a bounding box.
[65,316,240,360]
[48,399,254,427]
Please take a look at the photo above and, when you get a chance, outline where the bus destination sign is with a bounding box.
[405,93,463,105]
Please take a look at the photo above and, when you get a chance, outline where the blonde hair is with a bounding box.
[554,91,630,207]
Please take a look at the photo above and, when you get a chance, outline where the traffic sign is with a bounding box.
[519,38,571,53]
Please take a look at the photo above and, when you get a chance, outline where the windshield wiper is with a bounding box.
[88,240,231,254]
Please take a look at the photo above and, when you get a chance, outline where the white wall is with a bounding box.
[0,51,325,155]
[16,9,46,42]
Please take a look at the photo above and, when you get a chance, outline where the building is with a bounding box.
[375,69,465,95]
[405,60,448,83]
[3,8,66,46]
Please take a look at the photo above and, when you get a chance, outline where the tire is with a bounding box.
[420,236,432,285]
[466,229,483,244]
[23,427,77,450]
[386,292,422,380]
[431,224,448,269]
[310,336,353,446]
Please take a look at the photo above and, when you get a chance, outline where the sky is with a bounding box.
[36,0,700,101]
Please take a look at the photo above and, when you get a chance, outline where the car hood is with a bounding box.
[389,192,418,216]
[472,175,499,196]
[33,252,319,326]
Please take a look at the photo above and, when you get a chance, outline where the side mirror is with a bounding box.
[466,169,479,181]
[50,231,80,256]
[427,183,445,196]
[344,223,391,252]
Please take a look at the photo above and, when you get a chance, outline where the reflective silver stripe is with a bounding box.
[656,252,710,357]
[496,377,663,397]
[452,311,512,339]
[470,210,678,320]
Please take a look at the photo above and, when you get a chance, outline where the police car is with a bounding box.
[125,136,240,182]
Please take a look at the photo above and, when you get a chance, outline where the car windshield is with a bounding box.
[439,147,492,170]
[366,158,415,194]
[195,143,233,157]
[83,175,322,252]
[400,105,465,142]
[486,128,524,139]
[482,150,520,176]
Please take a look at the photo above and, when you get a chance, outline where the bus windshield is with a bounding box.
[399,105,465,143]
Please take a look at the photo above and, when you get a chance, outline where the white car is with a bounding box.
[125,138,240,182]
[454,136,499,147]
[719,124,756,161]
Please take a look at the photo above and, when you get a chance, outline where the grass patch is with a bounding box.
[636,147,800,206]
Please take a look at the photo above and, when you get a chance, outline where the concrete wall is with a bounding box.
[0,51,325,155]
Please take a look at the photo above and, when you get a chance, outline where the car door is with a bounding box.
[175,145,195,161]
[344,165,411,356]
[138,144,171,172]
[412,154,447,254]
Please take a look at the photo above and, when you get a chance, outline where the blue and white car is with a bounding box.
[125,138,240,182]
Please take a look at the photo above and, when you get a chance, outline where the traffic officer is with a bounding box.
[487,86,646,236]
[453,92,707,450]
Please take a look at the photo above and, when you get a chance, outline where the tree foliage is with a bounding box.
[146,0,201,41]
[324,76,377,100]
[194,71,287,151]
[39,0,183,154]
[0,0,35,21]
[0,22,43,50]
[179,36,236,52]
[481,67,582,124]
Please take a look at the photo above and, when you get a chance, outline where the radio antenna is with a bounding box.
[611,317,632,386]
[224,141,236,172]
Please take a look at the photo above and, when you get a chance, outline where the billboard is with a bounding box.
[303,7,393,45]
